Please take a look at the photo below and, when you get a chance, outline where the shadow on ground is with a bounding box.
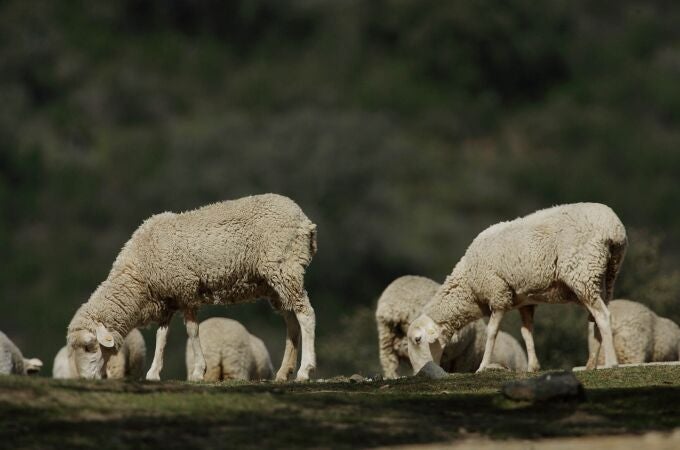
[2,367,680,449]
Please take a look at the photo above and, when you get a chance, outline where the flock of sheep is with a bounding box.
[2,194,679,382]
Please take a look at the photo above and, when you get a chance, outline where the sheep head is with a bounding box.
[23,358,43,375]
[66,323,117,379]
[407,314,443,374]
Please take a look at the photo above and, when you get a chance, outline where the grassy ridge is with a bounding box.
[2,366,680,449]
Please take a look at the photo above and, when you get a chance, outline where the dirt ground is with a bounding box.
[385,430,680,449]
[2,366,680,449]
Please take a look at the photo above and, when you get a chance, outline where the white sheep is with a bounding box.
[407,203,627,374]
[586,299,680,368]
[0,331,42,375]
[53,328,146,379]
[66,193,317,381]
[376,275,527,378]
[185,317,274,381]
[442,319,527,373]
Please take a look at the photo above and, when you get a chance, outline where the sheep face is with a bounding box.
[407,314,443,373]
[23,358,43,375]
[67,324,116,379]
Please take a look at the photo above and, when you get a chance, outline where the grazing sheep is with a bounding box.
[0,331,42,375]
[586,299,680,368]
[186,317,274,381]
[407,203,627,374]
[53,329,146,379]
[66,193,317,381]
[376,275,527,378]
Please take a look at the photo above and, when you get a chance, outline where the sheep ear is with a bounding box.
[425,323,441,344]
[96,323,115,348]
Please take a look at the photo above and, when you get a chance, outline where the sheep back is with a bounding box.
[588,299,680,365]
[106,328,146,379]
[187,317,272,381]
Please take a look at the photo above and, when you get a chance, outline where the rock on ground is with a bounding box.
[416,361,449,380]
[501,371,585,402]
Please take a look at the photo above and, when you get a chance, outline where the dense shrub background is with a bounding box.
[1,0,679,377]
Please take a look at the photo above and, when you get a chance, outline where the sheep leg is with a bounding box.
[377,319,400,379]
[276,311,300,381]
[585,321,602,369]
[519,306,540,372]
[584,297,618,368]
[294,292,316,381]
[146,323,171,381]
[184,309,207,381]
[477,310,504,373]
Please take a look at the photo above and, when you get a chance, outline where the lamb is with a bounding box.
[407,203,627,374]
[53,328,146,379]
[586,299,680,368]
[0,331,42,375]
[66,193,317,382]
[376,275,527,378]
[185,317,274,381]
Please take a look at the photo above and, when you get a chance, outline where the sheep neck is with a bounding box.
[424,265,482,342]
[69,269,148,347]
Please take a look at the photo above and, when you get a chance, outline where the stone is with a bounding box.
[501,371,585,402]
[349,374,365,383]
[415,361,449,379]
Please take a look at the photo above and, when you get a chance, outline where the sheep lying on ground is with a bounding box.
[442,319,527,373]
[376,275,527,378]
[586,299,680,368]
[407,203,627,374]
[186,317,274,381]
[53,328,146,379]
[0,331,42,375]
[66,193,317,381]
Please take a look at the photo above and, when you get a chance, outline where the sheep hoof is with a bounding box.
[295,365,315,382]
[146,372,161,381]
[275,368,293,382]
[528,363,541,372]
[188,372,205,382]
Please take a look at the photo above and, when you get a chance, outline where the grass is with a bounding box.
[1,366,680,449]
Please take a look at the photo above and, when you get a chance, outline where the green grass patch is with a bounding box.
[1,366,680,449]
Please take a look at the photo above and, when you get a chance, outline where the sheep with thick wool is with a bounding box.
[0,331,42,375]
[408,203,627,374]
[186,317,274,381]
[53,328,146,379]
[586,299,680,368]
[66,193,317,381]
[376,275,527,378]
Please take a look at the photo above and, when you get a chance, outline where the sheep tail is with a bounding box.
[308,222,317,259]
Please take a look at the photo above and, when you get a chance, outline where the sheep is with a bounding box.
[407,202,627,374]
[0,331,42,375]
[442,319,527,373]
[66,193,317,382]
[53,328,146,379]
[376,275,527,378]
[185,317,274,381]
[586,299,680,368]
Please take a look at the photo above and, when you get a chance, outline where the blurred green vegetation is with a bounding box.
[1,0,679,378]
